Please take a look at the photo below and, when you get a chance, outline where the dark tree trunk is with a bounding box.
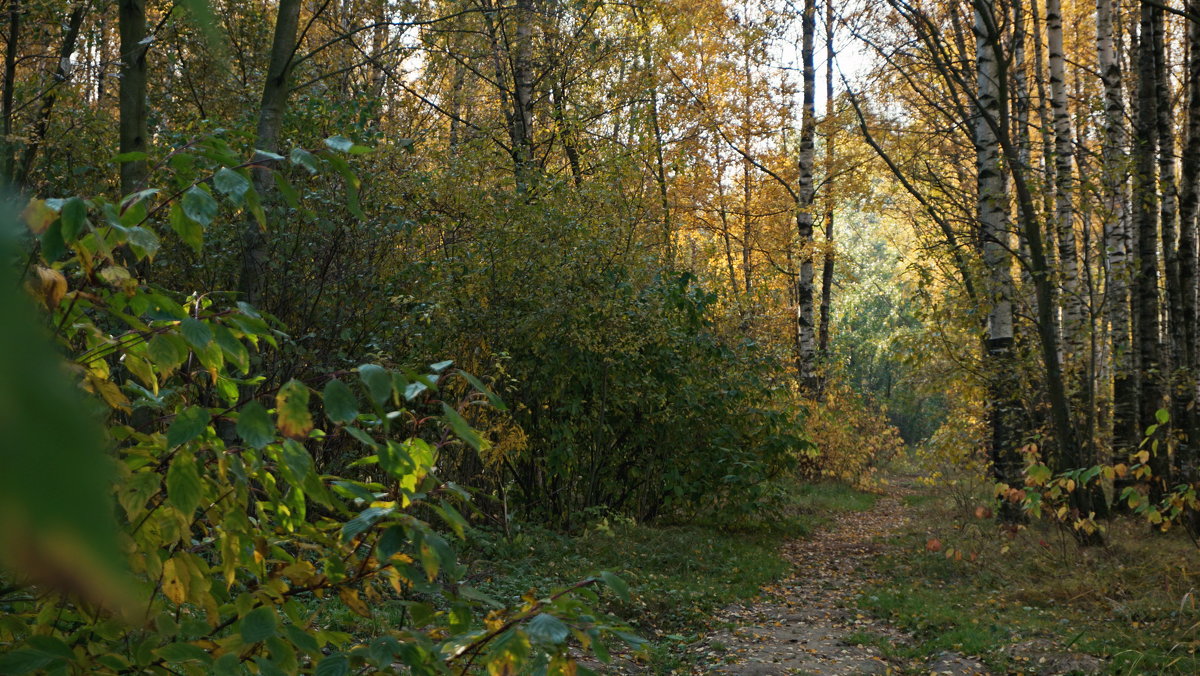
[238,0,303,307]
[118,0,148,197]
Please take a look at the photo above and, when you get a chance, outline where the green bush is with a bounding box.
[0,143,631,674]
[400,191,809,528]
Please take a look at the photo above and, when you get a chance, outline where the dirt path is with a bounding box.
[686,488,989,676]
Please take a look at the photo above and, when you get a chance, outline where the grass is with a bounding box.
[461,481,877,670]
[299,481,878,673]
[857,474,1200,674]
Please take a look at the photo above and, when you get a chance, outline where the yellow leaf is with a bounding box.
[21,198,56,234]
[28,265,67,308]
[338,587,371,618]
[275,379,313,439]
[280,561,317,587]
[85,373,131,411]
[162,558,189,605]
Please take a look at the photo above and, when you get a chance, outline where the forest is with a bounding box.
[1,0,1199,673]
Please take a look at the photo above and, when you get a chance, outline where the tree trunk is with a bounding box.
[975,0,1021,518]
[817,0,836,395]
[795,0,818,392]
[1133,1,1168,500]
[1098,0,1138,472]
[238,0,302,307]
[644,35,671,263]
[1046,0,1083,364]
[2,0,19,185]
[118,0,148,197]
[1177,0,1200,484]
[512,0,536,192]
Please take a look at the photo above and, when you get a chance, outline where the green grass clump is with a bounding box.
[858,477,1200,674]
[788,482,879,524]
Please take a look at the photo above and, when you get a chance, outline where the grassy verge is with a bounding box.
[855,475,1200,674]
[299,482,877,672]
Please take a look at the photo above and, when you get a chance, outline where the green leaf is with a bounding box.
[330,480,375,503]
[182,186,218,227]
[441,403,484,452]
[240,606,278,643]
[213,324,249,373]
[147,332,188,371]
[1155,408,1169,425]
[323,153,362,219]
[358,364,392,405]
[324,135,355,153]
[599,571,630,603]
[458,585,503,609]
[377,525,408,560]
[526,613,570,645]
[169,202,204,253]
[430,359,453,372]
[154,642,212,664]
[289,148,320,174]
[279,439,314,490]
[404,380,428,400]
[276,379,313,438]
[433,501,469,539]
[180,317,213,350]
[40,220,64,261]
[275,172,301,209]
[211,653,242,676]
[315,654,349,676]
[125,226,160,260]
[283,624,321,655]
[322,379,359,424]
[166,452,203,516]
[0,649,57,674]
[237,401,274,450]
[214,167,251,205]
[457,370,507,411]
[341,506,394,543]
[60,196,87,242]
[26,635,73,660]
[167,406,211,447]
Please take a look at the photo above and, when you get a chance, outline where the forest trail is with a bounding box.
[686,481,989,676]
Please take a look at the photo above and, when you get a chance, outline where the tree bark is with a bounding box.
[1046,0,1083,362]
[817,0,836,394]
[1098,0,1138,469]
[2,0,19,185]
[1177,0,1200,484]
[975,0,1021,517]
[1133,1,1168,499]
[512,0,536,192]
[795,0,818,392]
[118,0,148,197]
